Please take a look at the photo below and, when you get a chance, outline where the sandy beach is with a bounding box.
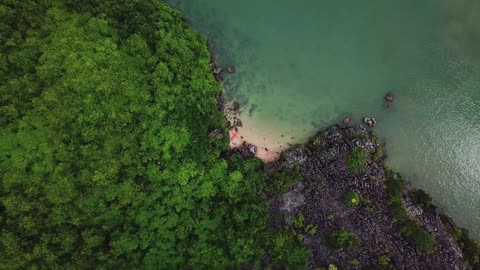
[229,126,293,163]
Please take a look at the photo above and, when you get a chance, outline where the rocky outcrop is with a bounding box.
[363,117,377,127]
[268,125,472,270]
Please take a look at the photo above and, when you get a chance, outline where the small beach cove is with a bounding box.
[170,0,480,240]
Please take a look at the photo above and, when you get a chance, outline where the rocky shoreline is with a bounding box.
[231,125,479,270]
[203,17,479,270]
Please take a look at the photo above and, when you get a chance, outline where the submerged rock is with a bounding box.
[385,92,395,103]
[226,65,236,73]
[343,116,352,126]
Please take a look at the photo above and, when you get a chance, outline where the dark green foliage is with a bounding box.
[441,214,480,266]
[410,189,434,211]
[0,2,309,269]
[326,228,360,250]
[270,231,311,269]
[388,201,409,225]
[385,175,436,254]
[457,229,480,266]
[400,220,437,254]
[385,176,405,198]
[342,191,361,207]
[347,149,368,173]
[266,165,303,196]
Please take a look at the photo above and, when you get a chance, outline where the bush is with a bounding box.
[410,189,434,211]
[328,264,339,270]
[372,144,383,161]
[385,175,437,254]
[401,220,437,254]
[270,232,311,269]
[388,201,409,225]
[342,191,361,207]
[326,228,360,250]
[293,213,305,229]
[267,165,303,195]
[349,258,361,266]
[385,177,405,198]
[347,149,368,173]
[312,137,321,148]
[305,224,318,235]
[378,255,391,268]
[458,229,480,266]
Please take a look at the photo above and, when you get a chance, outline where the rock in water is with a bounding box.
[363,117,377,127]
[226,65,236,73]
[385,92,395,106]
[213,66,223,75]
[343,116,352,126]
[215,73,224,82]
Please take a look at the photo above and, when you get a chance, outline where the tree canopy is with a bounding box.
[0,1,308,269]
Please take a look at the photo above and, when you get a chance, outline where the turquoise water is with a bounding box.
[170,0,480,239]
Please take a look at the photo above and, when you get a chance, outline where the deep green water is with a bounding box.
[170,0,480,239]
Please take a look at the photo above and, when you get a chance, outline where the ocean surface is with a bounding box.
[169,0,480,239]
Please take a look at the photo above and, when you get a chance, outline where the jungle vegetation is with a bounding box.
[0,1,308,268]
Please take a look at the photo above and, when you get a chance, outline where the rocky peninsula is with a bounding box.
[231,124,479,269]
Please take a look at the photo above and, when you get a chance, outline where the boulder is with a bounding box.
[213,66,223,75]
[215,73,224,82]
[363,117,377,127]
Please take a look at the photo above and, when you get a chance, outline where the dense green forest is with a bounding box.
[0,1,308,269]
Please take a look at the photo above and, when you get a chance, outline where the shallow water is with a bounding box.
[170,0,480,239]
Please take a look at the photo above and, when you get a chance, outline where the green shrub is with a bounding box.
[347,149,368,173]
[326,228,360,250]
[293,213,305,229]
[349,258,361,266]
[401,220,437,254]
[378,255,391,268]
[305,224,318,235]
[328,264,339,270]
[342,191,361,207]
[385,177,405,198]
[385,175,437,254]
[458,229,480,266]
[410,189,434,211]
[270,232,310,269]
[312,137,321,148]
[388,201,409,225]
[267,165,303,195]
